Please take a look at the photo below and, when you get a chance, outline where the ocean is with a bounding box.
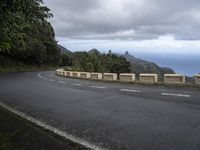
[131,52,200,77]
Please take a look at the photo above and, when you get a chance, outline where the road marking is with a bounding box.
[120,89,141,93]
[49,79,55,82]
[71,83,82,86]
[58,81,66,84]
[90,86,107,89]
[161,93,191,98]
[38,73,43,78]
[0,101,105,150]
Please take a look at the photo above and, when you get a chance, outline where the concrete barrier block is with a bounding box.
[90,73,103,80]
[164,74,185,84]
[64,71,72,77]
[63,71,68,76]
[139,74,158,83]
[65,71,72,77]
[71,72,80,78]
[194,74,200,84]
[61,71,66,76]
[119,73,135,82]
[103,73,117,81]
[80,72,91,79]
[56,69,64,75]
[56,70,60,75]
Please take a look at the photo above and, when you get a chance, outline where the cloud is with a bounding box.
[57,36,200,55]
[44,0,200,41]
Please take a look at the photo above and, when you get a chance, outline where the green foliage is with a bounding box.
[62,50,131,74]
[0,0,60,66]
[84,62,94,72]
[60,54,72,67]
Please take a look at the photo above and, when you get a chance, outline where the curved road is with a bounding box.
[0,71,200,150]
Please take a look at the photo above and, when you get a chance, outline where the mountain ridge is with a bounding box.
[58,44,72,55]
[123,51,175,77]
[59,45,175,77]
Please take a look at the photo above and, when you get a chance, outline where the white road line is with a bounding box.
[161,92,191,98]
[58,81,66,84]
[120,89,141,93]
[71,83,82,86]
[38,73,43,78]
[90,86,107,89]
[49,79,55,82]
[0,101,105,150]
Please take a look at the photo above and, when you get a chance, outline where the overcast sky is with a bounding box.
[44,0,200,54]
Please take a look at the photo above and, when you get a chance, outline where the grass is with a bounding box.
[0,104,90,150]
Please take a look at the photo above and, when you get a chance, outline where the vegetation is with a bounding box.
[0,1,130,74]
[0,0,172,76]
[60,49,175,79]
[0,0,60,69]
[61,50,131,74]
[124,51,175,78]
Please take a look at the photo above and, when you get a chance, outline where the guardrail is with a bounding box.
[139,74,158,83]
[71,72,80,78]
[103,73,117,81]
[55,69,200,85]
[80,72,91,79]
[194,74,200,84]
[164,74,185,84]
[119,73,135,82]
[90,73,103,80]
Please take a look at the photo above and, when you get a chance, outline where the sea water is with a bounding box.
[132,52,200,77]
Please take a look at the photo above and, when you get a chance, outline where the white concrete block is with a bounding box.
[103,73,117,81]
[139,74,158,83]
[90,73,103,80]
[119,73,135,82]
[164,74,185,84]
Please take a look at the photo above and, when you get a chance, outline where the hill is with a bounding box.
[0,0,61,72]
[59,46,175,78]
[88,48,101,54]
[58,44,72,55]
[123,51,175,77]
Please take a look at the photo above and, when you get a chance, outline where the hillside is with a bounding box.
[88,48,101,54]
[58,44,72,55]
[123,51,175,77]
[0,0,60,68]
[59,46,175,77]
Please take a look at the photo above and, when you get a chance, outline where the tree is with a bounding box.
[84,62,94,72]
[59,54,72,66]
[63,50,131,74]
[0,0,60,66]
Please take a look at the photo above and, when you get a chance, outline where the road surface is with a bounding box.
[0,71,200,150]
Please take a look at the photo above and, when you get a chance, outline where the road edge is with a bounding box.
[0,101,106,150]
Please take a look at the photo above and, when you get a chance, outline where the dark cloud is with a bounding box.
[44,0,200,40]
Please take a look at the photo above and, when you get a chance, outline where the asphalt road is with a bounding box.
[0,71,200,150]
